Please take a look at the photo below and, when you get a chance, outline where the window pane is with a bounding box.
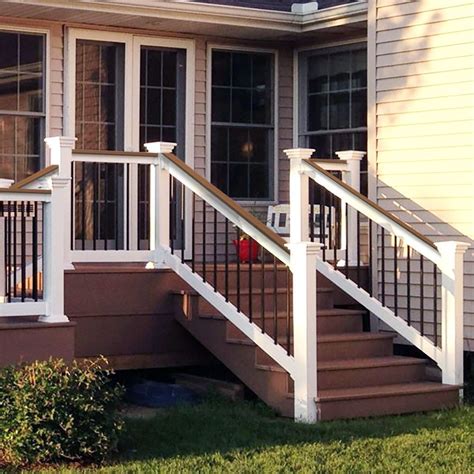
[249,164,268,198]
[229,163,248,198]
[212,87,230,122]
[0,71,17,111]
[162,51,177,87]
[329,52,350,91]
[250,128,268,163]
[146,49,162,87]
[352,49,367,89]
[146,88,162,126]
[253,54,271,89]
[351,89,367,127]
[232,53,251,87]
[19,34,43,74]
[308,55,329,93]
[0,33,17,70]
[211,162,228,194]
[308,95,328,131]
[0,115,41,181]
[76,40,124,151]
[252,87,271,124]
[162,89,176,126]
[231,88,251,123]
[329,92,350,129]
[229,127,249,162]
[211,127,228,163]
[308,134,330,158]
[212,51,231,86]
[332,133,353,156]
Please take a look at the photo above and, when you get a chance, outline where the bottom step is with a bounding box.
[317,382,459,421]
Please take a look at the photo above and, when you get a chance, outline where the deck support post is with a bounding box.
[436,241,469,387]
[39,177,70,323]
[336,150,365,266]
[145,142,177,268]
[285,148,320,423]
[45,136,77,270]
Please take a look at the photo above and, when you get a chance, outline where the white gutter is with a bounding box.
[4,0,367,34]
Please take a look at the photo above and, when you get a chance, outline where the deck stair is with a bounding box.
[174,264,459,420]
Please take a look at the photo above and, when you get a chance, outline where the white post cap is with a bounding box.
[0,178,14,188]
[284,148,315,160]
[335,150,366,161]
[44,136,77,149]
[435,240,470,255]
[145,142,177,154]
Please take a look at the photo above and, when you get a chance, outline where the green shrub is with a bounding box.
[0,357,124,468]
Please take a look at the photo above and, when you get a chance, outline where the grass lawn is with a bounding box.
[44,397,473,473]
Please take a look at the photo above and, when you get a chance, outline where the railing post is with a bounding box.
[284,147,320,422]
[435,241,469,386]
[336,150,365,266]
[144,142,177,267]
[0,179,13,303]
[39,177,70,323]
[284,148,314,243]
[45,136,76,270]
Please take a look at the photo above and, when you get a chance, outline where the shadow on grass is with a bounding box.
[117,395,473,463]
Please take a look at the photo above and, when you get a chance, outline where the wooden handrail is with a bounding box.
[162,152,289,257]
[303,159,438,251]
[72,149,153,157]
[10,165,59,190]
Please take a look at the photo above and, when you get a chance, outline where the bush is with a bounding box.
[0,357,124,468]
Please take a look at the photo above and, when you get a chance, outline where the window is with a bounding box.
[75,40,124,151]
[211,50,274,200]
[299,47,367,194]
[0,31,45,181]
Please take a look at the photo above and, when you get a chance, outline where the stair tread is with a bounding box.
[173,287,333,296]
[318,356,426,371]
[317,382,458,402]
[201,308,365,320]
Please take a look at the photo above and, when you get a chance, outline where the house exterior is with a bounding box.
[0,0,472,421]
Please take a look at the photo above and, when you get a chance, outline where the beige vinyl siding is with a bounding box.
[369,0,474,350]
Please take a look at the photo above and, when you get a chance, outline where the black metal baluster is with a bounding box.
[433,263,438,346]
[394,236,398,315]
[70,162,74,250]
[248,237,253,323]
[93,162,98,250]
[236,228,241,312]
[181,186,186,264]
[202,200,206,281]
[170,177,175,255]
[32,202,38,302]
[310,181,315,242]
[345,203,349,278]
[13,201,17,298]
[104,163,108,250]
[114,165,120,250]
[381,227,385,306]
[81,162,86,250]
[273,255,278,344]
[20,201,26,302]
[213,208,217,289]
[407,245,411,326]
[420,255,424,335]
[328,195,333,264]
[368,219,373,296]
[321,190,326,261]
[126,164,130,251]
[192,193,196,273]
[225,217,229,301]
[261,245,265,333]
[6,202,11,301]
[286,266,291,355]
[356,211,361,288]
[333,194,337,269]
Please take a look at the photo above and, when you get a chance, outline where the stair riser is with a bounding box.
[255,337,393,366]
[226,313,363,339]
[318,338,393,361]
[318,363,426,390]
[318,389,459,421]
[198,290,334,316]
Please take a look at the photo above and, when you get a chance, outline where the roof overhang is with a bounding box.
[1,0,367,41]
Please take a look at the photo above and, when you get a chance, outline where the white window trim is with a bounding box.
[206,43,279,204]
[0,24,51,167]
[292,38,367,148]
[65,28,195,167]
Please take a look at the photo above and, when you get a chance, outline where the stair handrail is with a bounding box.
[286,148,469,387]
[159,151,289,266]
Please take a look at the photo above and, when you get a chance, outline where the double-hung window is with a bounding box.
[211,49,274,200]
[0,30,45,181]
[299,46,367,194]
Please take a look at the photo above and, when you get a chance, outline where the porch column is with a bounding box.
[436,241,469,387]
[144,142,177,267]
[0,179,14,303]
[45,137,77,270]
[39,177,70,323]
[336,150,365,266]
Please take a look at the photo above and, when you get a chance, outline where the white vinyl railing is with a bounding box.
[285,147,469,387]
